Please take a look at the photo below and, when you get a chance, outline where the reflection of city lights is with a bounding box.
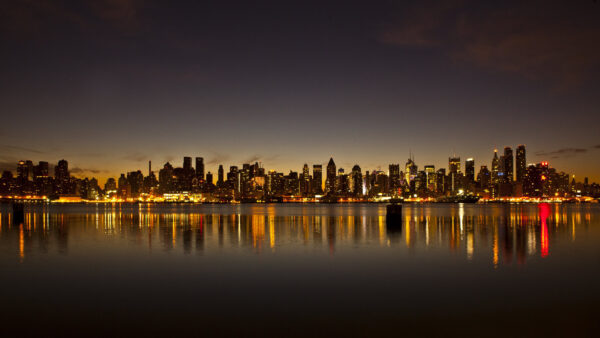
[539,204,550,258]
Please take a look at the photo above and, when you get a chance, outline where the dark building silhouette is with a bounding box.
[516,145,526,183]
[195,157,204,180]
[312,164,323,194]
[326,158,336,194]
[503,147,514,182]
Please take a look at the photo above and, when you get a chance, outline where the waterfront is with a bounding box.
[1,203,599,336]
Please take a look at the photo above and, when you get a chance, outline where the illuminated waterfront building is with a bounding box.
[405,157,417,184]
[424,165,436,192]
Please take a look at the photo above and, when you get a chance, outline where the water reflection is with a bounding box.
[0,203,597,267]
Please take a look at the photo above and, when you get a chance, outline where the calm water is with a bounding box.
[1,203,599,336]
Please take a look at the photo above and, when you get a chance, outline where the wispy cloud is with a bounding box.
[379,1,600,88]
[0,144,44,154]
[243,154,280,164]
[206,152,230,165]
[70,167,109,176]
[121,152,148,162]
[534,148,588,158]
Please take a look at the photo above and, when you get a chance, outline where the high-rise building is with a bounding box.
[424,165,436,192]
[183,157,192,171]
[389,164,400,193]
[55,159,70,194]
[351,165,362,196]
[503,147,513,182]
[301,164,311,195]
[158,162,174,194]
[312,164,323,194]
[491,149,499,184]
[516,145,526,182]
[465,158,475,182]
[405,158,417,183]
[218,165,224,186]
[448,157,461,174]
[477,165,491,190]
[326,158,336,194]
[205,172,213,185]
[195,157,204,180]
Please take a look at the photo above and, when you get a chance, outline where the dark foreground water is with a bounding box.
[1,203,599,337]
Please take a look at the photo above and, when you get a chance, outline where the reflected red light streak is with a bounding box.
[539,203,550,258]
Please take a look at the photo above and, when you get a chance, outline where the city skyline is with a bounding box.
[3,143,599,202]
[2,144,600,185]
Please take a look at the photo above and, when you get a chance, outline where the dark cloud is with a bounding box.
[0,144,44,154]
[243,154,280,164]
[206,152,230,165]
[89,0,145,32]
[70,167,109,176]
[535,148,588,158]
[121,152,148,162]
[380,1,600,88]
[0,0,145,38]
[594,145,600,149]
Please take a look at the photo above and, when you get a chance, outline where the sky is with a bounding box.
[1,0,600,184]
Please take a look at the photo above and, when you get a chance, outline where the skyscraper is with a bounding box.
[465,158,475,182]
[183,157,192,171]
[491,150,499,184]
[195,157,204,180]
[218,165,224,186]
[389,164,400,193]
[312,164,323,194]
[448,157,461,174]
[503,147,514,182]
[351,165,362,196]
[424,165,436,191]
[405,158,417,183]
[326,158,336,194]
[516,145,526,182]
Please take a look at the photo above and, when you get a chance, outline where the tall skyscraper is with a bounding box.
[351,165,362,196]
[503,147,514,182]
[312,164,323,194]
[218,165,224,186]
[389,164,400,193]
[448,157,461,174]
[195,157,204,180]
[465,158,475,182]
[516,145,526,182]
[55,159,70,194]
[183,157,192,171]
[424,165,436,191]
[326,158,336,194]
[405,158,417,183]
[491,150,499,184]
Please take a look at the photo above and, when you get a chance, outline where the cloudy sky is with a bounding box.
[1,0,600,183]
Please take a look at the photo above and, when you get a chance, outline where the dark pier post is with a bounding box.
[386,203,402,230]
[12,202,25,225]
